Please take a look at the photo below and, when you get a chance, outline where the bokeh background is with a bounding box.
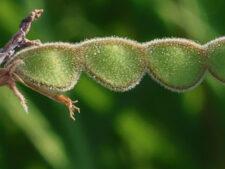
[0,0,225,169]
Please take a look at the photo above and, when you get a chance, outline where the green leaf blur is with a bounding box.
[0,0,225,169]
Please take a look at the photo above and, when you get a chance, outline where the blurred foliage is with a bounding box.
[1,0,225,169]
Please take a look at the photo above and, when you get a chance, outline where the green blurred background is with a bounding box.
[0,0,225,169]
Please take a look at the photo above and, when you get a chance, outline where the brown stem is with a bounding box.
[0,9,44,65]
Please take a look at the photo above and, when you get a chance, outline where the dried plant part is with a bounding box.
[0,9,43,65]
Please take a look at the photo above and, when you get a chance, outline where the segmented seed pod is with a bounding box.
[80,37,146,91]
[144,39,207,91]
[7,43,83,91]
[6,37,212,94]
[206,37,225,83]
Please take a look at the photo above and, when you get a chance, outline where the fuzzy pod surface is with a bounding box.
[145,39,207,91]
[81,38,146,91]
[7,37,225,94]
[9,43,83,91]
[207,37,225,83]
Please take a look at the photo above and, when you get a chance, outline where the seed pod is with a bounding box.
[206,37,225,83]
[81,38,146,91]
[8,43,83,91]
[145,39,207,91]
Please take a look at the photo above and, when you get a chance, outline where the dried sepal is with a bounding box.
[0,9,43,65]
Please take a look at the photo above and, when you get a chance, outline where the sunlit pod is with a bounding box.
[5,37,225,120]
[145,39,207,91]
[206,37,225,83]
[8,43,83,91]
[81,38,146,91]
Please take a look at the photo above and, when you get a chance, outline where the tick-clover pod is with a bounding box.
[0,9,225,120]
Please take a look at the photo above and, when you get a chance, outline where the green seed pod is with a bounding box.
[8,43,83,91]
[144,39,207,91]
[206,37,225,83]
[80,37,146,91]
